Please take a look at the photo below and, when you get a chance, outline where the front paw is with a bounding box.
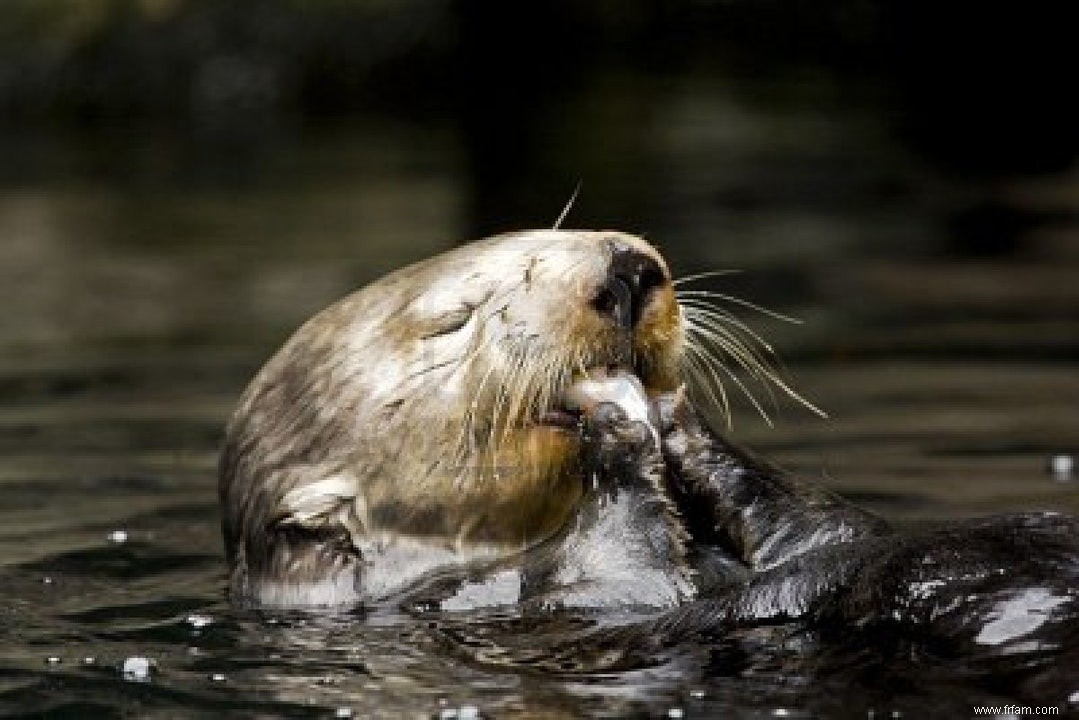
[565,368,663,474]
[652,385,702,464]
[581,400,659,474]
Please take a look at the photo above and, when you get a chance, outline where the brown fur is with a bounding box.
[219,230,684,605]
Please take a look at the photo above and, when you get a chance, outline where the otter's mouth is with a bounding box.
[536,407,583,431]
[533,366,655,432]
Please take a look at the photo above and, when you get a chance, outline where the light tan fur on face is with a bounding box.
[220,230,683,603]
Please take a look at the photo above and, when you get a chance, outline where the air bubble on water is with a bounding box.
[107,529,129,544]
[1049,453,1074,479]
[210,673,227,682]
[185,613,214,630]
[689,689,705,699]
[668,708,685,719]
[42,576,54,585]
[773,710,791,718]
[121,656,154,682]
[45,656,61,666]
[334,708,353,718]
[1068,690,1078,704]
[82,657,96,666]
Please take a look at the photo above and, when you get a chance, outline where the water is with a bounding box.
[1,76,1077,718]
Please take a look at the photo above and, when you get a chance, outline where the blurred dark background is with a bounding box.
[2,0,1076,231]
[0,0,1075,508]
[1,0,1076,339]
[0,4,1077,716]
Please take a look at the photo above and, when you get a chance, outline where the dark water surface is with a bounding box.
[1,77,1077,718]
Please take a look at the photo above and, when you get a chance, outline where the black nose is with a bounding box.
[592,247,667,329]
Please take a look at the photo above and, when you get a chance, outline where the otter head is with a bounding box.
[221,230,685,576]
[352,230,684,544]
[405,229,682,442]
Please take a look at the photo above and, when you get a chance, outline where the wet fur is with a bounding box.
[219,229,1079,704]
[220,230,684,605]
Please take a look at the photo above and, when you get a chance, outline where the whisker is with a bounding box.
[494,343,535,479]
[688,321,784,412]
[682,342,732,429]
[684,313,774,380]
[552,181,582,231]
[692,322,826,419]
[497,344,530,440]
[675,289,804,325]
[679,298,776,353]
[463,340,505,469]
[672,269,743,286]
[677,288,828,421]
[684,328,773,426]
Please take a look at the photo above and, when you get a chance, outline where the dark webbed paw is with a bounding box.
[566,369,664,485]
[580,400,660,477]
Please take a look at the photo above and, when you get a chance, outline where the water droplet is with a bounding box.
[458,706,480,720]
[1049,453,1074,479]
[121,656,154,682]
[210,673,227,683]
[45,656,61,666]
[185,613,214,629]
[42,576,54,585]
[107,530,129,544]
[1069,690,1078,704]
[689,689,706,699]
[668,709,685,719]
[773,710,791,718]
[82,657,96,666]
[334,708,353,719]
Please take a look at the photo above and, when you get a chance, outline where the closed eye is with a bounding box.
[419,304,475,340]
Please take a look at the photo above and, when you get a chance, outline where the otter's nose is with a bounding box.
[592,247,667,329]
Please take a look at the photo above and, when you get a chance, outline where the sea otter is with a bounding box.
[220,230,690,606]
[219,230,1078,700]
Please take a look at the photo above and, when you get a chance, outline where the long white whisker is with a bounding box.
[702,346,773,425]
[688,319,826,419]
[678,282,829,420]
[679,299,776,354]
[465,340,505,469]
[672,269,743,286]
[675,289,803,325]
[682,342,732,429]
[552,181,582,230]
[685,315,772,379]
[684,329,773,426]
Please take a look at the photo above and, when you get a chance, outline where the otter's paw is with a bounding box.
[651,385,704,464]
[580,400,661,476]
[653,384,692,434]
